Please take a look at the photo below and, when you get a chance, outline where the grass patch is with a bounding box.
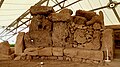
[10,44,15,47]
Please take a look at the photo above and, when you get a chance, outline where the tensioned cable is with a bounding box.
[98,0,113,24]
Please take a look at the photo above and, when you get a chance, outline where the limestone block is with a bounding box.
[24,32,35,48]
[102,29,114,59]
[76,10,96,20]
[24,48,40,56]
[38,47,52,56]
[58,57,63,60]
[29,15,52,32]
[30,6,55,15]
[76,50,103,60]
[0,53,11,60]
[64,48,78,58]
[52,47,64,56]
[59,8,73,15]
[73,16,87,25]
[15,32,25,55]
[52,22,68,47]
[30,30,52,47]
[0,41,10,55]
[86,16,102,25]
[47,56,57,60]
[48,13,71,22]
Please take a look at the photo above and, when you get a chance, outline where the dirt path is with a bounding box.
[0,59,120,67]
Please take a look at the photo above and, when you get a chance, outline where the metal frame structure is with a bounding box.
[0,0,4,8]
[0,0,120,42]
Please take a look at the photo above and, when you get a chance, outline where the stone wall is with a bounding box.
[14,6,114,62]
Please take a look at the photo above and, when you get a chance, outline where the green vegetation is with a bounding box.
[10,44,15,47]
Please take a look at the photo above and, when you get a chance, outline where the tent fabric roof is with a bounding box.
[0,0,120,26]
[0,0,120,44]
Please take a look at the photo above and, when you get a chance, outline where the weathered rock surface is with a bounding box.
[0,41,11,55]
[30,6,55,15]
[15,32,25,55]
[52,47,64,56]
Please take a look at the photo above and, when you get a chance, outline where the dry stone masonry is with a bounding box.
[13,6,114,63]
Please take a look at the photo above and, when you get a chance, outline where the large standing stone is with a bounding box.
[30,30,52,47]
[52,22,68,47]
[102,29,114,59]
[24,32,35,48]
[0,41,10,55]
[52,47,64,56]
[29,15,52,32]
[15,32,25,55]
[30,6,55,15]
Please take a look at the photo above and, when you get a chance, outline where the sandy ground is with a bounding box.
[0,59,120,67]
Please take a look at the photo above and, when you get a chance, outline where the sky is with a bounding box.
[0,0,120,44]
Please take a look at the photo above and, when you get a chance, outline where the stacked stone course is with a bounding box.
[14,6,114,63]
